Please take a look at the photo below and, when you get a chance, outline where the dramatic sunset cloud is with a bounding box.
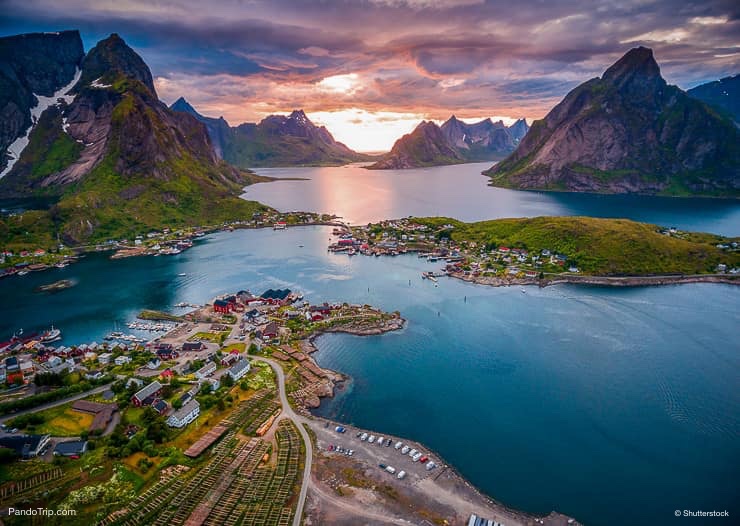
[1,0,738,150]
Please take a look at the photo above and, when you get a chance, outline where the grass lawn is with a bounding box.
[223,342,246,353]
[189,331,230,343]
[35,403,93,436]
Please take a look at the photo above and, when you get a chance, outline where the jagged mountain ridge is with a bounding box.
[487,47,740,196]
[0,32,266,244]
[369,116,528,169]
[170,98,371,167]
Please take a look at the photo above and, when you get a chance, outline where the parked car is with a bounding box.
[360,433,368,441]
[335,426,346,433]
[397,470,406,480]
[419,455,428,463]
[394,441,403,450]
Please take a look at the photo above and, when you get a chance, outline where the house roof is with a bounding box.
[152,399,169,413]
[260,288,291,300]
[0,434,49,455]
[229,359,250,376]
[54,440,87,456]
[133,381,162,401]
[171,399,200,421]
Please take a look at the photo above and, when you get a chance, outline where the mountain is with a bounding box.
[170,97,232,158]
[368,121,465,169]
[487,47,740,197]
[0,31,85,176]
[0,32,267,244]
[687,74,740,124]
[369,117,528,169]
[170,99,371,167]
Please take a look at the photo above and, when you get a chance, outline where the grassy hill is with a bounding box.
[413,216,739,275]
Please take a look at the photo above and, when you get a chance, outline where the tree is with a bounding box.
[221,374,234,388]
[172,398,183,410]
[216,398,226,411]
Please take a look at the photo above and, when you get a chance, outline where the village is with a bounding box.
[0,209,340,278]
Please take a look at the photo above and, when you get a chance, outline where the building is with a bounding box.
[182,341,204,352]
[205,377,220,391]
[0,434,51,459]
[71,400,119,433]
[98,353,112,365]
[131,381,163,406]
[228,359,251,382]
[167,399,200,428]
[115,355,132,366]
[221,353,239,367]
[84,370,104,381]
[152,399,169,415]
[194,361,216,380]
[213,299,232,314]
[53,440,88,457]
[260,288,292,305]
[261,321,279,339]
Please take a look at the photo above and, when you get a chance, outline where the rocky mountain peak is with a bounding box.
[78,33,156,95]
[171,97,196,114]
[602,46,665,95]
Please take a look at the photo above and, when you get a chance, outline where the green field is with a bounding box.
[413,216,740,275]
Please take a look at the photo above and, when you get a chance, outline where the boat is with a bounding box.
[41,326,62,343]
[347,248,356,256]
[55,262,68,268]
[17,270,29,276]
[521,288,527,293]
[178,273,187,277]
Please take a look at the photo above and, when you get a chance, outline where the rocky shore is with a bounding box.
[449,270,739,288]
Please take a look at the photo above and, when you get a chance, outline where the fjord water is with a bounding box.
[245,163,740,235]
[2,226,738,526]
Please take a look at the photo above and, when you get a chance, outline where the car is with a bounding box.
[348,450,354,456]
[385,438,392,446]
[379,463,386,469]
[377,436,385,445]
[394,441,403,450]
[335,426,346,433]
[360,433,368,441]
[368,435,376,443]
[385,466,396,474]
[356,431,363,438]
[425,461,437,471]
[69,455,80,460]
[327,444,334,451]
[397,470,407,479]
[408,448,418,457]
[0,424,6,430]
[419,455,428,463]
[10,428,18,433]
[412,452,422,462]
[401,446,410,454]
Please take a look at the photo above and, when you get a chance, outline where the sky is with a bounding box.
[1,0,739,151]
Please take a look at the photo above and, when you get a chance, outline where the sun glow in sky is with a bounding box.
[3,0,738,153]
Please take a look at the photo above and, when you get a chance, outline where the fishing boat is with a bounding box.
[17,270,29,276]
[41,326,62,343]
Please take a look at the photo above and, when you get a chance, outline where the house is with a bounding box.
[131,381,163,406]
[98,353,112,365]
[115,355,132,366]
[4,356,19,373]
[47,356,62,368]
[213,299,232,314]
[221,353,239,367]
[262,322,278,339]
[85,370,104,381]
[228,359,251,382]
[126,377,144,389]
[244,309,261,320]
[147,358,161,370]
[19,361,34,380]
[167,399,200,428]
[151,399,169,415]
[181,341,204,352]
[53,440,88,457]
[260,288,292,304]
[0,434,51,459]
[194,361,216,380]
[159,368,175,381]
[205,377,220,391]
[156,348,178,360]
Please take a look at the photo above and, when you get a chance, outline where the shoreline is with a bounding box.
[294,326,580,525]
[448,270,740,288]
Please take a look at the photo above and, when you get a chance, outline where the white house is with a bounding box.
[115,355,132,366]
[228,359,251,382]
[98,353,112,365]
[167,399,200,428]
[194,361,216,380]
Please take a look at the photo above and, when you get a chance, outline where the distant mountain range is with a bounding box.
[0,31,266,244]
[369,116,528,169]
[487,47,740,197]
[687,74,740,124]
[170,98,371,167]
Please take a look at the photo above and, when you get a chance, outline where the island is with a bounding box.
[328,216,740,287]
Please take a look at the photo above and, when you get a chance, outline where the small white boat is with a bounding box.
[521,288,527,293]
[178,273,187,277]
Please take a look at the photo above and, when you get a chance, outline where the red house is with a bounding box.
[213,299,232,313]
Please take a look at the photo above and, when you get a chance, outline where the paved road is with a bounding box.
[0,383,113,424]
[254,358,312,526]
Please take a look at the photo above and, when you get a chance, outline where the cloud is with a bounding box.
[2,0,738,143]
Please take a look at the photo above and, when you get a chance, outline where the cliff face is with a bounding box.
[487,47,740,197]
[0,31,85,173]
[0,32,266,243]
[170,101,371,167]
[368,121,465,169]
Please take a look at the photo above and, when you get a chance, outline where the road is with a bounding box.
[0,383,113,424]
[254,357,313,526]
